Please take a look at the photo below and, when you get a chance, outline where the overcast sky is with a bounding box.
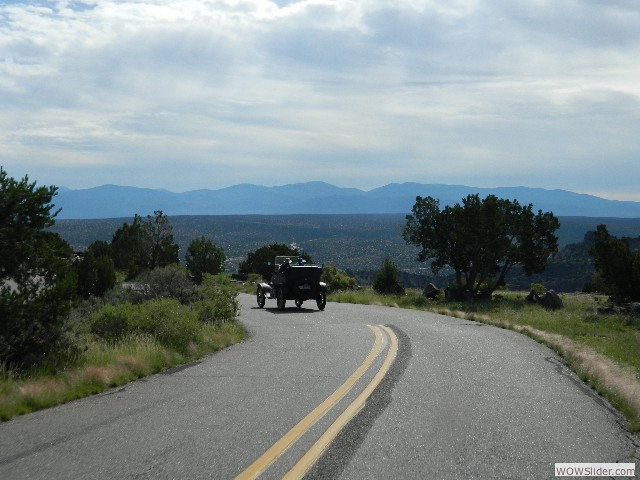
[1,0,639,201]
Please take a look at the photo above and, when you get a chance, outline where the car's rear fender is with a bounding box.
[258,282,274,298]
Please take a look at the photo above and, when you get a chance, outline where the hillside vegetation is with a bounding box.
[51,214,640,292]
[1,271,244,421]
[1,170,245,421]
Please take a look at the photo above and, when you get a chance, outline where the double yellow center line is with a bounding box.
[236,324,398,480]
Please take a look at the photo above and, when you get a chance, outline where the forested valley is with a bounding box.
[51,214,640,293]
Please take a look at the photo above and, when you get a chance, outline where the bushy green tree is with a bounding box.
[403,194,559,299]
[74,249,116,298]
[238,243,311,280]
[372,257,403,294]
[589,224,640,303]
[186,236,225,284]
[86,240,112,258]
[110,214,149,277]
[0,168,77,367]
[110,211,178,278]
[144,210,179,269]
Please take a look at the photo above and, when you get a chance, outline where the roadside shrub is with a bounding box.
[197,274,239,323]
[194,300,217,324]
[90,299,201,353]
[530,283,547,296]
[139,299,201,352]
[322,265,357,291]
[477,280,498,299]
[405,291,430,308]
[89,304,132,342]
[128,264,200,305]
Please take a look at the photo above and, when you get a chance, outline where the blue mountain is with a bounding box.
[53,182,640,219]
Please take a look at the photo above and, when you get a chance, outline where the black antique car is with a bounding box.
[256,256,327,311]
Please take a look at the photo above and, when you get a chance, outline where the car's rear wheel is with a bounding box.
[256,287,266,308]
[277,288,286,311]
[317,290,326,311]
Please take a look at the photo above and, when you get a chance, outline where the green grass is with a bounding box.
[1,272,245,422]
[330,288,640,431]
[0,321,244,422]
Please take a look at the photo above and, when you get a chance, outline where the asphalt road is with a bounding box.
[1,294,638,479]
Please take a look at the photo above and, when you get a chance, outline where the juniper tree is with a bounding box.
[0,168,77,366]
[403,194,559,299]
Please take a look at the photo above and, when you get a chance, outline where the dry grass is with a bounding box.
[0,322,244,422]
[18,379,65,400]
[520,326,640,428]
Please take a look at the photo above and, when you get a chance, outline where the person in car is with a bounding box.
[279,258,291,272]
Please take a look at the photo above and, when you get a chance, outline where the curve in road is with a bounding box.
[1,294,638,480]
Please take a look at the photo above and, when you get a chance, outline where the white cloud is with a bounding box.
[0,0,639,201]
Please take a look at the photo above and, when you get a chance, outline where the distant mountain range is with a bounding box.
[53,182,640,219]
